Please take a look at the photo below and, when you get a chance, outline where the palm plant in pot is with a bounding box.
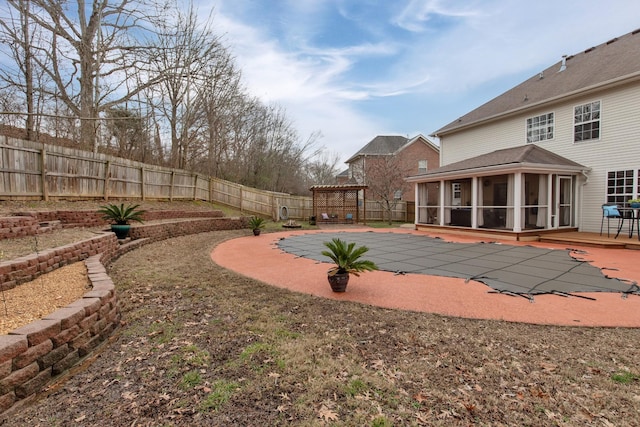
[321,238,378,292]
[98,203,146,239]
[248,216,266,236]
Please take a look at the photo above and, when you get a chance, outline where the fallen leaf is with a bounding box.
[122,391,136,400]
[414,391,429,403]
[540,362,557,372]
[463,402,476,413]
[318,405,338,421]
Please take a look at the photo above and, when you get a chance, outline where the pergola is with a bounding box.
[309,184,367,224]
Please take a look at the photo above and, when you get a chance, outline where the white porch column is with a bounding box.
[547,173,554,228]
[513,172,522,232]
[439,180,445,226]
[471,176,478,228]
[414,183,419,224]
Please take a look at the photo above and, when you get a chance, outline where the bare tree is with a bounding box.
[364,156,411,224]
[104,106,149,160]
[0,0,42,139]
[195,51,243,177]
[147,1,226,169]
[305,147,341,186]
[2,0,161,150]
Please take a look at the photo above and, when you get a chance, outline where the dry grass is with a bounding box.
[1,230,638,426]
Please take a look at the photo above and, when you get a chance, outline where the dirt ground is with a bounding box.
[0,224,638,426]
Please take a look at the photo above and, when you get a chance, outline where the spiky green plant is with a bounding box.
[248,216,266,230]
[98,203,146,225]
[321,238,378,277]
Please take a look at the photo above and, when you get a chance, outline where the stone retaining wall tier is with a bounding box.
[0,214,248,416]
[0,209,225,240]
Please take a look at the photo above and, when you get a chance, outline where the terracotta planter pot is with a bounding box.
[328,272,350,292]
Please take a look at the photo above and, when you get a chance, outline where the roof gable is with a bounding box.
[434,29,640,136]
[345,134,439,163]
[345,135,408,163]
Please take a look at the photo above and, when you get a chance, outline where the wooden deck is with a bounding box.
[414,224,640,249]
[538,231,640,250]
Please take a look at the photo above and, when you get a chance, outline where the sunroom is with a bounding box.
[406,145,590,234]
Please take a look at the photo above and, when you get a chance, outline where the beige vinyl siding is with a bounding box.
[439,82,640,232]
[441,120,524,165]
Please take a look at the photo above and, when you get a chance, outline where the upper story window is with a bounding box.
[418,160,427,173]
[574,101,600,142]
[526,112,554,143]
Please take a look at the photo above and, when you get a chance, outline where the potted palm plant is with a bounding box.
[321,238,378,292]
[248,216,266,236]
[98,203,146,239]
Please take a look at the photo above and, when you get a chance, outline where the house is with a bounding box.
[338,134,439,202]
[407,29,640,236]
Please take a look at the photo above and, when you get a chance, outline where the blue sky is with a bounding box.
[208,0,640,165]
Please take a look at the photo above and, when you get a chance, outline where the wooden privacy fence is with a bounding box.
[0,136,407,222]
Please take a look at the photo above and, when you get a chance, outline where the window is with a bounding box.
[606,170,637,205]
[574,101,600,142]
[394,190,402,200]
[526,112,554,143]
[418,160,427,173]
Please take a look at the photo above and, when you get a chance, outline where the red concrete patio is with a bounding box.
[211,227,640,327]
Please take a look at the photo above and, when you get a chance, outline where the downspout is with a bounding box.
[578,168,591,232]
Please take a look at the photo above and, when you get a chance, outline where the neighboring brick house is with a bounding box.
[337,135,439,202]
[407,29,640,235]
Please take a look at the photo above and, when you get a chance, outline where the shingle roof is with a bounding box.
[434,29,640,136]
[407,145,586,180]
[345,135,408,163]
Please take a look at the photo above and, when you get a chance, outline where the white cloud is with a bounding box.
[392,0,480,32]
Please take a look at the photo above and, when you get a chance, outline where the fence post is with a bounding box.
[40,147,48,201]
[169,171,175,202]
[208,177,213,203]
[272,194,276,220]
[141,166,146,201]
[193,173,198,200]
[104,160,111,200]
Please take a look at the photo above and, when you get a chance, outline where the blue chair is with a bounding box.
[345,213,353,223]
[600,204,622,237]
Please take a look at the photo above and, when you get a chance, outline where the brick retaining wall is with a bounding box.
[0,214,248,415]
[0,255,119,414]
[129,217,247,242]
[0,234,119,292]
[0,209,225,239]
